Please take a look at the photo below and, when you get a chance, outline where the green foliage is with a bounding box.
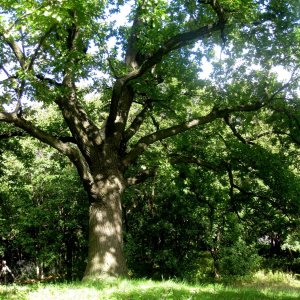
[219,240,261,277]
[180,251,215,281]
[0,137,88,280]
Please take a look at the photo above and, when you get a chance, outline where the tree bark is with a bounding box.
[83,172,128,279]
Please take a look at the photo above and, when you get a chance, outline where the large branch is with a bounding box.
[106,22,223,140]
[51,18,104,159]
[199,0,226,21]
[0,111,96,198]
[0,112,73,155]
[123,22,223,84]
[105,81,135,145]
[122,102,264,166]
[0,130,76,144]
[106,0,227,143]
[55,88,103,162]
[125,0,226,75]
[0,32,26,68]
[125,2,146,69]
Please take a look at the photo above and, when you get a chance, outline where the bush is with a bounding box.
[181,251,215,282]
[219,240,261,277]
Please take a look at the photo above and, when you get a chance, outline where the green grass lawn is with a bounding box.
[0,271,299,300]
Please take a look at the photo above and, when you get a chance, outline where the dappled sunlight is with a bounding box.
[242,271,300,291]
[27,286,100,300]
[2,277,300,300]
[83,184,127,278]
[0,0,299,287]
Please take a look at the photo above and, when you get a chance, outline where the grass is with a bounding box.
[0,271,299,300]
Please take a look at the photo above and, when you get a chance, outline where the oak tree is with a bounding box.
[0,0,299,278]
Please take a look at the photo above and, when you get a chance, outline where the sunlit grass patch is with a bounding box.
[27,285,100,300]
[0,273,299,300]
[254,270,300,286]
[242,270,300,290]
[0,284,30,300]
[224,270,300,299]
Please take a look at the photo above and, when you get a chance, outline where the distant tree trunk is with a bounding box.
[36,260,44,280]
[270,233,282,256]
[82,169,128,279]
[210,247,220,278]
[65,234,74,280]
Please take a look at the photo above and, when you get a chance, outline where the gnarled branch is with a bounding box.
[123,101,264,166]
[0,111,73,155]
[0,32,26,68]
[106,0,228,139]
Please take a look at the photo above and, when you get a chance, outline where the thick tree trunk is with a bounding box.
[83,174,128,279]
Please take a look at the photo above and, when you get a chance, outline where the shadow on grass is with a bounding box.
[0,280,299,300]
[109,286,299,300]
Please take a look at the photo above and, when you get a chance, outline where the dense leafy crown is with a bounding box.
[0,0,299,181]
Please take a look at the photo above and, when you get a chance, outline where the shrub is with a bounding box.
[219,240,261,277]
